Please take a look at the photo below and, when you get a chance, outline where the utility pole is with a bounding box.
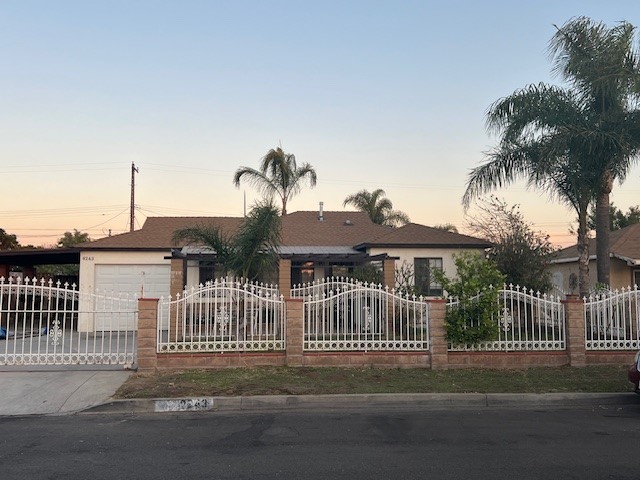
[130,162,139,232]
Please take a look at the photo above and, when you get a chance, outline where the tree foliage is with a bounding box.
[466,197,555,293]
[462,16,640,295]
[548,17,640,286]
[57,230,91,248]
[0,228,19,250]
[588,203,640,231]
[434,252,505,346]
[173,200,282,282]
[233,147,317,215]
[343,189,409,227]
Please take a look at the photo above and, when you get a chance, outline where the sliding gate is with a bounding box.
[0,277,137,367]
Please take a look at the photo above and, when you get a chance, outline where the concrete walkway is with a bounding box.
[0,370,132,416]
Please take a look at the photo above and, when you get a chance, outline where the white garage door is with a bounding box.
[94,264,170,330]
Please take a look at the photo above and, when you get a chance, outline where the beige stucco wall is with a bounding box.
[548,257,636,293]
[367,247,487,290]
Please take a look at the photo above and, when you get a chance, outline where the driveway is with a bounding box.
[0,369,131,416]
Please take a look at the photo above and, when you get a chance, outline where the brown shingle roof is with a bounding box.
[552,223,640,263]
[78,217,243,250]
[357,223,492,248]
[78,211,489,250]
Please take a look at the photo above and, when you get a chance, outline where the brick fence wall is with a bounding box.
[136,297,636,372]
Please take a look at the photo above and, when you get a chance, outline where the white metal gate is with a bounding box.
[0,276,137,367]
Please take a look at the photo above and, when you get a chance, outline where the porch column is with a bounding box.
[563,295,586,367]
[279,258,292,299]
[383,258,396,289]
[170,258,185,339]
[428,299,449,369]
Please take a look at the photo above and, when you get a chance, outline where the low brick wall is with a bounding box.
[136,297,637,373]
[156,352,286,370]
[448,351,568,368]
[586,351,636,365]
[301,352,430,368]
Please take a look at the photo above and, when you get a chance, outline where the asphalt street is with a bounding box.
[1,404,639,480]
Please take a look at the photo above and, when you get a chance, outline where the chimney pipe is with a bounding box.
[319,201,324,221]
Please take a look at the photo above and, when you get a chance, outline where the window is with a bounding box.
[291,262,315,285]
[414,258,443,296]
[634,270,640,288]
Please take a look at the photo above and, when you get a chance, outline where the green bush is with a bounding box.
[434,252,505,346]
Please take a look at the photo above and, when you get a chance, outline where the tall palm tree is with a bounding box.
[343,189,410,227]
[233,147,317,215]
[548,17,640,286]
[463,84,597,297]
[172,201,282,281]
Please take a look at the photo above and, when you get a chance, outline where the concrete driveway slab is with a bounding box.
[0,370,131,416]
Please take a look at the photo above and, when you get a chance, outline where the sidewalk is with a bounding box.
[0,369,132,416]
[1,369,637,417]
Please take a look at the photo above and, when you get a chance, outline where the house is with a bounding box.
[76,209,491,301]
[548,223,640,293]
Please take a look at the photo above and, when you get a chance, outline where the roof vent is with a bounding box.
[319,201,324,221]
[344,219,353,226]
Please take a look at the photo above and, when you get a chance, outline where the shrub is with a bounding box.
[434,252,505,346]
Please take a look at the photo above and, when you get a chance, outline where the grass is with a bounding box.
[115,365,634,399]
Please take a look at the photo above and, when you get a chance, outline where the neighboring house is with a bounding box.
[548,223,640,294]
[75,209,491,300]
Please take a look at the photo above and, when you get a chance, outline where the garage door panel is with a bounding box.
[95,264,170,330]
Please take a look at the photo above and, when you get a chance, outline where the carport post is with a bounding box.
[137,298,159,372]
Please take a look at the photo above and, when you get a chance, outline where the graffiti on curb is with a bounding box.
[154,398,215,412]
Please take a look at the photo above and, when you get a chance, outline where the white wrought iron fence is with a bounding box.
[584,286,640,350]
[446,285,566,351]
[303,283,429,351]
[291,276,364,298]
[0,276,138,367]
[157,278,285,353]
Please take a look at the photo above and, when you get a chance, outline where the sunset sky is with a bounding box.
[1,1,639,247]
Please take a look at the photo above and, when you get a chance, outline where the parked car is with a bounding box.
[629,351,640,394]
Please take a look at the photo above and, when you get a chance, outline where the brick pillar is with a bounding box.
[285,297,304,366]
[383,258,396,289]
[137,298,159,372]
[428,299,449,370]
[563,295,586,367]
[279,258,292,299]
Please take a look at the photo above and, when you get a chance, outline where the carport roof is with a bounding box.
[0,248,80,266]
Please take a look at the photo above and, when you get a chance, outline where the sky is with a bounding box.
[1,0,639,248]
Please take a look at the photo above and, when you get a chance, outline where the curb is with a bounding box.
[83,392,639,414]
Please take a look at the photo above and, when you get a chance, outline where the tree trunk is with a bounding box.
[576,203,590,298]
[595,173,613,287]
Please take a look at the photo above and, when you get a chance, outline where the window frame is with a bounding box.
[414,257,443,297]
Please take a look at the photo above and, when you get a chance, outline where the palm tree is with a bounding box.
[343,189,410,227]
[463,84,597,297]
[548,17,640,286]
[172,201,282,281]
[233,147,317,215]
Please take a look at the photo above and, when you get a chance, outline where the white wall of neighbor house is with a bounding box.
[367,247,485,282]
[78,250,171,332]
